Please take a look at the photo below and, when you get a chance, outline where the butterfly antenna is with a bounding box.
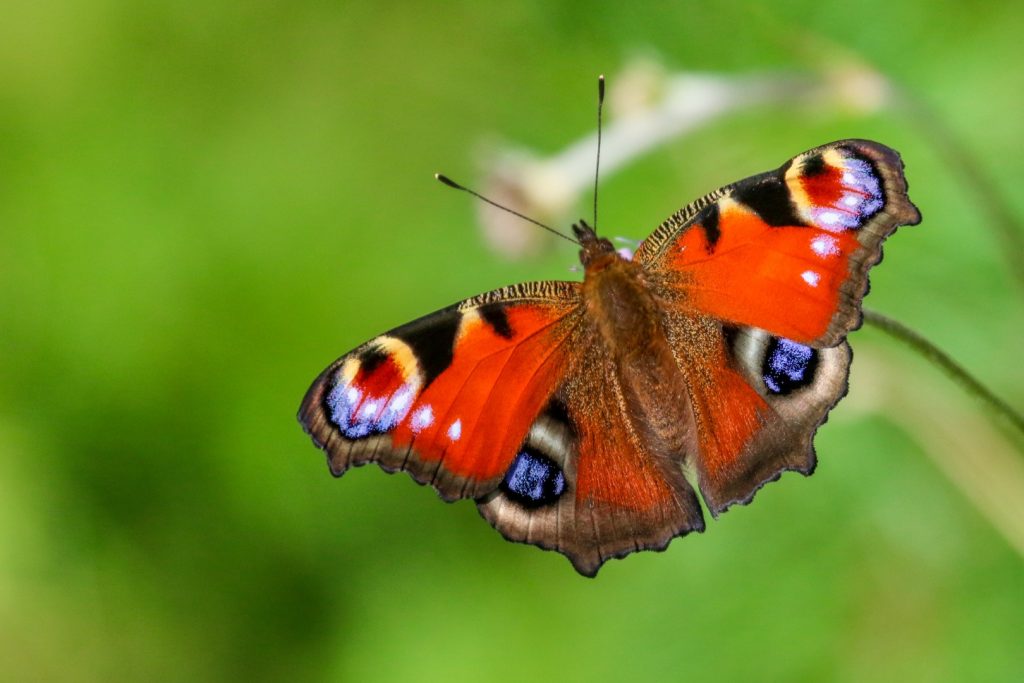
[434,173,581,246]
[593,74,605,234]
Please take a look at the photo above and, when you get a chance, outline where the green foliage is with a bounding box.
[1,1,1021,681]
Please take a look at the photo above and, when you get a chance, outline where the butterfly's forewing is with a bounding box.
[634,139,919,513]
[299,282,582,500]
[636,140,921,345]
[665,313,853,513]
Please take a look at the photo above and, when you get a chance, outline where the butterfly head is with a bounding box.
[572,220,618,271]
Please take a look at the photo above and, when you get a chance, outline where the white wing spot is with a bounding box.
[811,235,840,257]
[389,387,412,414]
[802,270,821,287]
[818,210,841,226]
[447,419,462,442]
[410,405,434,433]
[360,400,380,419]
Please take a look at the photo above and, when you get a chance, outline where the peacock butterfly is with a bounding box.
[298,137,920,576]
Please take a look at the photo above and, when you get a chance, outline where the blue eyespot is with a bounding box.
[326,381,416,440]
[763,337,818,395]
[501,448,566,507]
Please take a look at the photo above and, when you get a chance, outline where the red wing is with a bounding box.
[298,282,581,500]
[635,140,921,346]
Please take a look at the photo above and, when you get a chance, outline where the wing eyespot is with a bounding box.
[500,447,567,508]
[762,337,819,395]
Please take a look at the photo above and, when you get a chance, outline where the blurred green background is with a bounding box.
[2,1,1022,681]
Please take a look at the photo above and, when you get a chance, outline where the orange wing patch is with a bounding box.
[670,198,862,343]
[304,289,581,500]
[574,411,678,511]
[682,339,773,512]
[638,140,920,347]
[389,305,576,486]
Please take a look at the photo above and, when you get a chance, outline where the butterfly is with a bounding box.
[298,139,921,576]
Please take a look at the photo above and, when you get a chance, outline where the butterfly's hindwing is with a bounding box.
[704,324,850,514]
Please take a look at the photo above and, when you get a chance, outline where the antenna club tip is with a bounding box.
[435,173,460,189]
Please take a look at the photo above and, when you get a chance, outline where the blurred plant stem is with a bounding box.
[853,323,1024,560]
[863,310,1024,439]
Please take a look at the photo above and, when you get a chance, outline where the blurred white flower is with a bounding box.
[474,56,896,259]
